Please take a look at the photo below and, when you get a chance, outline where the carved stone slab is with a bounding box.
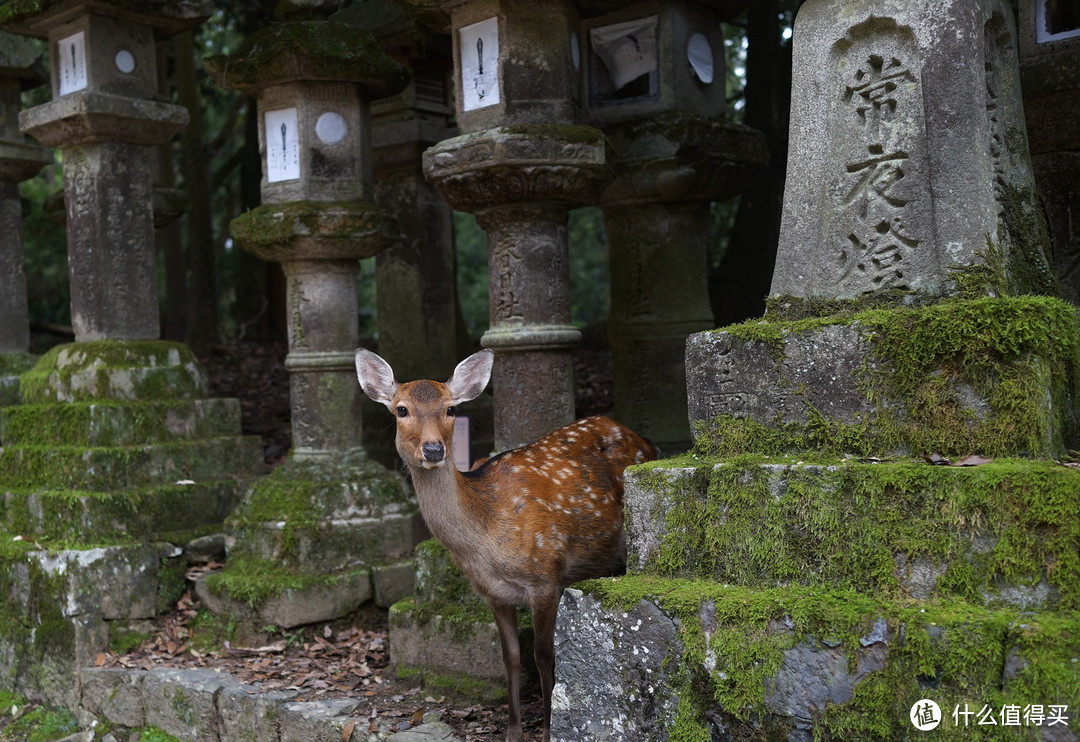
[772,0,1054,303]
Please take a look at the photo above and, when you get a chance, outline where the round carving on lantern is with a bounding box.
[115,49,136,74]
[316,112,347,144]
[687,33,713,84]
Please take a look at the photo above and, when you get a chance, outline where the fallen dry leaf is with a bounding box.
[951,454,993,467]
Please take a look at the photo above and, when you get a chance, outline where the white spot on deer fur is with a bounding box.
[535,533,544,548]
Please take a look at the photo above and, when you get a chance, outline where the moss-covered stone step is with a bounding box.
[19,340,208,404]
[2,479,249,543]
[553,576,1080,741]
[626,458,1080,610]
[221,454,422,572]
[226,511,421,573]
[0,398,242,447]
[687,296,1080,459]
[0,353,36,409]
[0,436,265,490]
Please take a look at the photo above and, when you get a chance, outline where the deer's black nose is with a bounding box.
[422,442,445,462]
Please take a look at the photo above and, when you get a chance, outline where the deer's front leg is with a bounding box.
[491,601,522,742]
[529,586,561,742]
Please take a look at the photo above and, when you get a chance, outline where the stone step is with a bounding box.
[2,479,249,543]
[625,458,1079,610]
[227,511,422,573]
[19,340,208,404]
[0,541,189,707]
[552,577,1079,741]
[686,296,1080,459]
[0,436,265,490]
[79,667,462,741]
[0,398,242,447]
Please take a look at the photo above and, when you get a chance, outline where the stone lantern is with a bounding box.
[203,10,423,628]
[580,0,767,454]
[0,31,51,405]
[1018,0,1080,306]
[401,0,613,452]
[2,0,206,343]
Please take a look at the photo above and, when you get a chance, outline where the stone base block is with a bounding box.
[389,599,536,704]
[195,567,373,630]
[625,459,1079,609]
[19,340,208,404]
[553,578,1079,742]
[687,296,1080,459]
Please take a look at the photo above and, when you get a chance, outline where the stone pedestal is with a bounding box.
[1019,0,1080,307]
[0,31,51,407]
[204,12,422,627]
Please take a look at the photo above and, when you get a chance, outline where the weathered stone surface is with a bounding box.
[551,588,682,741]
[385,720,459,741]
[553,578,1080,741]
[0,397,242,446]
[372,559,417,608]
[424,126,611,213]
[79,668,148,729]
[231,200,396,262]
[258,569,372,629]
[19,341,209,404]
[773,0,1055,302]
[143,668,230,742]
[278,698,362,742]
[686,297,1080,459]
[217,683,300,741]
[0,0,212,39]
[624,460,1076,610]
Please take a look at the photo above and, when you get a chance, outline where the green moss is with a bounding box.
[395,666,507,704]
[0,0,179,25]
[135,728,181,742]
[229,200,395,260]
[579,577,1079,738]
[635,458,1080,609]
[108,626,149,655]
[204,20,408,96]
[203,555,343,609]
[0,704,77,742]
[698,296,1080,459]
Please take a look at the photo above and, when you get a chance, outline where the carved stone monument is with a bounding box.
[0,31,50,406]
[772,0,1055,304]
[203,6,423,629]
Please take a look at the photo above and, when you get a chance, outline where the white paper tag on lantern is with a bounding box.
[58,32,88,96]
[265,107,300,183]
[460,17,500,111]
[687,33,714,84]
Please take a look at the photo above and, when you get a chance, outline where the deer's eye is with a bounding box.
[447,406,457,417]
[396,406,409,418]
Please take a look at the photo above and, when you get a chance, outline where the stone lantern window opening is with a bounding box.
[459,16,499,111]
[588,16,660,107]
[1038,0,1080,41]
[413,64,451,111]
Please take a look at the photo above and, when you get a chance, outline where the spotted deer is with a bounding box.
[355,348,658,742]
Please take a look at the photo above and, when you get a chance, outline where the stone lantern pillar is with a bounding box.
[580,0,767,454]
[403,0,612,452]
[0,31,51,405]
[1018,0,1080,307]
[202,8,423,628]
[3,0,204,343]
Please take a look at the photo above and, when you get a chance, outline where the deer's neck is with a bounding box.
[408,463,486,553]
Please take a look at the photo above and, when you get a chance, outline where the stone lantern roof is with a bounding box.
[0,0,211,38]
[203,20,409,99]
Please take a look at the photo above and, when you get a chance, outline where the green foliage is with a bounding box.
[0,703,77,742]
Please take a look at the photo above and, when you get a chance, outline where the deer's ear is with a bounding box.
[355,349,398,407]
[447,349,493,404]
